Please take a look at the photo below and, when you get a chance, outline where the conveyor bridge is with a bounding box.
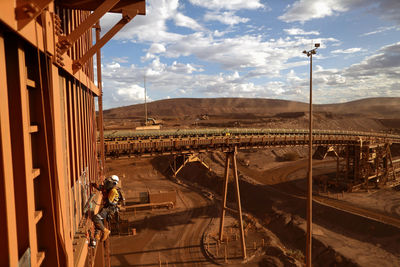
[101,128,400,157]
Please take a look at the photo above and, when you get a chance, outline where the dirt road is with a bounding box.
[109,158,217,266]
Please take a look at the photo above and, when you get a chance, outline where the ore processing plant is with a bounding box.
[1,0,400,267]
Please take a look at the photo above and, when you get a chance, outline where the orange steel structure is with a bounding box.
[0,1,145,266]
[101,129,400,260]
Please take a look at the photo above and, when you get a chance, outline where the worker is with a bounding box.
[91,175,124,245]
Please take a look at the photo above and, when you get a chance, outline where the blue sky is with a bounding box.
[99,0,400,109]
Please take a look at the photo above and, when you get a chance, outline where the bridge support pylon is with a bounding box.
[218,146,247,259]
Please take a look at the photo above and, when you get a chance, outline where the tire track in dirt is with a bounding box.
[146,186,215,267]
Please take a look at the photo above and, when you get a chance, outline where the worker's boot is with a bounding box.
[101,228,111,241]
[94,232,101,241]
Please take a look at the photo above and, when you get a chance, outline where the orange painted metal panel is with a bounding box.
[0,31,19,267]
[5,36,35,262]
[50,63,75,266]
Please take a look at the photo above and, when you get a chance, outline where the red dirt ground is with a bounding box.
[103,97,400,267]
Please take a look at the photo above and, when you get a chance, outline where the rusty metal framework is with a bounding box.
[170,153,210,177]
[101,129,400,157]
[103,129,400,191]
[0,1,145,266]
[102,128,400,263]
[218,147,247,259]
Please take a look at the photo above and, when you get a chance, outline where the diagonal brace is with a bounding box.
[72,9,138,73]
[57,0,120,55]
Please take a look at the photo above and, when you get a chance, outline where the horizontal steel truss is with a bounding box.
[101,131,400,157]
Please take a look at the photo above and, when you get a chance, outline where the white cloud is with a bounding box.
[204,11,249,25]
[279,0,400,24]
[360,26,398,36]
[331,48,365,54]
[107,62,121,69]
[166,33,339,72]
[170,61,199,74]
[98,0,400,108]
[174,13,204,31]
[345,42,400,77]
[284,28,320,35]
[116,84,146,101]
[101,0,183,43]
[100,42,400,108]
[213,30,226,37]
[112,57,129,63]
[279,0,350,23]
[306,42,400,102]
[148,43,166,54]
[189,0,264,10]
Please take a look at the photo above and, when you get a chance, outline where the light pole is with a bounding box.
[303,42,319,267]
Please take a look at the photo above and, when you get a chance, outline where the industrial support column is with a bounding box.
[232,147,247,259]
[218,152,230,241]
[219,146,247,259]
[96,22,105,181]
[95,21,108,267]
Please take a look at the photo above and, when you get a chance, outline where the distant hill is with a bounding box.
[103,97,400,119]
[316,97,400,118]
[101,97,400,132]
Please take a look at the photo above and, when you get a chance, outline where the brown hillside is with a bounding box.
[103,98,309,118]
[102,97,400,132]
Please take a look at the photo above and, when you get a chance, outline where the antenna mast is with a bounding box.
[144,75,148,125]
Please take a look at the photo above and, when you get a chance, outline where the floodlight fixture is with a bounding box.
[315,43,320,48]
[303,50,307,54]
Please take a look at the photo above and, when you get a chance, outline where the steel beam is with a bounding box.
[96,22,105,180]
[57,0,119,55]
[15,0,52,30]
[218,147,247,259]
[6,37,40,266]
[232,147,247,259]
[49,61,74,266]
[219,153,230,241]
[0,32,19,267]
[73,9,138,73]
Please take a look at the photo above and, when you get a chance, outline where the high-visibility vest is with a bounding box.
[108,188,119,205]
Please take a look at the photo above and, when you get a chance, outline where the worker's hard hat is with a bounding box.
[111,175,119,184]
